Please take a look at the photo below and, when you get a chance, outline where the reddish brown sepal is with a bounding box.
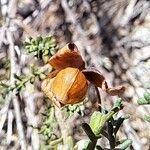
[82,67,125,96]
[48,43,85,70]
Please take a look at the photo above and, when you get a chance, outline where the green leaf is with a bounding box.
[144,92,150,103]
[89,111,106,136]
[89,102,122,137]
[14,74,24,81]
[138,92,150,105]
[40,106,57,141]
[137,98,150,105]
[76,139,91,150]
[144,115,150,122]
[112,99,123,111]
[116,139,132,150]
[0,82,9,88]
[66,103,85,117]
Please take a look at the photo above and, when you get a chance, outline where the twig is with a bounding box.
[0,108,8,134]
[31,128,40,150]
[119,111,142,150]
[107,121,115,149]
[123,119,142,150]
[0,94,11,136]
[6,110,14,145]
[120,0,137,26]
[24,90,40,150]
[54,106,73,149]
[95,86,102,112]
[7,29,27,149]
[13,19,39,37]
[7,0,17,19]
[50,137,63,146]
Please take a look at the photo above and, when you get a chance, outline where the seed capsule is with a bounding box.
[42,67,88,107]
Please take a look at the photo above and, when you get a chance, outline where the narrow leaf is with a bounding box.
[144,115,150,122]
[82,123,97,141]
[116,139,132,150]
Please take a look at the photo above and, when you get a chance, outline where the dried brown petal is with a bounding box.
[82,67,107,88]
[48,43,85,70]
[106,86,126,96]
[82,67,125,96]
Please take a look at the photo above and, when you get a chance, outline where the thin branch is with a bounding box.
[7,29,27,150]
[95,86,102,112]
[0,108,8,134]
[120,0,137,26]
[6,110,14,145]
[24,90,40,150]
[54,106,73,149]
[0,94,11,136]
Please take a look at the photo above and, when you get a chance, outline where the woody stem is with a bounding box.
[95,86,102,112]
[54,106,73,149]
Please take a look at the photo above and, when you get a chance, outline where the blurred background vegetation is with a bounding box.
[0,0,150,149]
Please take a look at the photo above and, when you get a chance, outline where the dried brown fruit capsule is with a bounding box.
[42,67,88,107]
[42,43,125,107]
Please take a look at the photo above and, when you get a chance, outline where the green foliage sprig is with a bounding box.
[0,57,10,107]
[1,36,57,105]
[24,36,58,63]
[137,92,150,105]
[40,106,58,142]
[65,102,86,118]
[0,57,10,70]
[80,99,132,150]
[138,92,150,122]
[0,65,46,102]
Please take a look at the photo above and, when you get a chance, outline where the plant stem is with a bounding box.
[107,121,115,149]
[95,86,102,112]
[50,137,63,146]
[54,106,73,149]
[7,28,26,149]
[82,123,97,142]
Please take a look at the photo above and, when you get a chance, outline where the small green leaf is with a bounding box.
[138,92,150,105]
[144,92,150,103]
[24,36,58,63]
[137,98,150,105]
[89,111,106,136]
[144,115,150,122]
[117,139,132,150]
[112,99,123,111]
[76,139,91,150]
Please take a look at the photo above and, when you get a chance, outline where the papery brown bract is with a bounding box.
[106,86,125,96]
[82,67,107,88]
[82,67,125,96]
[48,43,85,70]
